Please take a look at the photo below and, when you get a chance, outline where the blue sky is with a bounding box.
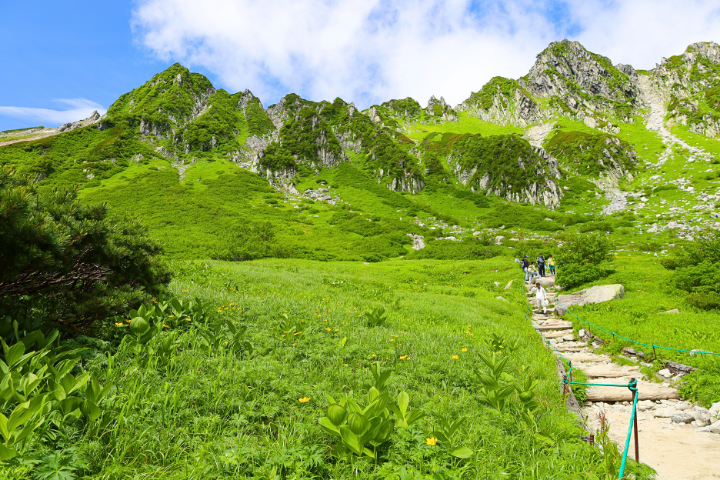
[2,1,719,132]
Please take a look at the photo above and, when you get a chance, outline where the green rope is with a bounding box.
[518,276,640,479]
[556,296,720,356]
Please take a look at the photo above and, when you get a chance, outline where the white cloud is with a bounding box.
[0,99,106,127]
[131,0,720,109]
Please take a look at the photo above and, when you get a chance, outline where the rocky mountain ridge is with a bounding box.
[2,39,719,217]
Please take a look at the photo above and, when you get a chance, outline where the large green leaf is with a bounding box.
[5,341,25,367]
[0,444,16,461]
[450,447,473,458]
[0,413,9,441]
[397,391,409,416]
[80,400,101,421]
[339,425,363,455]
[318,417,341,436]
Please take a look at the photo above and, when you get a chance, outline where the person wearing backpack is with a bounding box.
[537,254,546,277]
[527,262,539,282]
[521,255,530,281]
[547,255,556,276]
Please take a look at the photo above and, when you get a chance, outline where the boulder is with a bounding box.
[709,401,720,417]
[534,276,555,288]
[504,280,513,290]
[495,296,508,302]
[660,308,680,314]
[494,235,505,245]
[557,284,624,308]
[671,412,694,424]
[691,407,712,426]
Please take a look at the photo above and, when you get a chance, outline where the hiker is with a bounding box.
[547,254,556,275]
[521,255,530,281]
[527,262,539,282]
[537,254,546,277]
[531,282,549,314]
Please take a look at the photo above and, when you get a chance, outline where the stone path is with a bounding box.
[524,278,720,479]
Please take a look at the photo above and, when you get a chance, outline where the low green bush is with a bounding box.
[555,263,609,290]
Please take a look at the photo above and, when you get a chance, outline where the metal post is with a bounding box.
[569,361,573,384]
[652,345,657,362]
[633,380,639,462]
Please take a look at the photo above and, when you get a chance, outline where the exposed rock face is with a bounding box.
[652,42,720,138]
[426,95,458,122]
[58,110,104,133]
[520,40,644,120]
[458,77,546,127]
[237,89,261,112]
[266,95,300,130]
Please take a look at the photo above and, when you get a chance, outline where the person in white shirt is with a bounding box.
[531,282,549,314]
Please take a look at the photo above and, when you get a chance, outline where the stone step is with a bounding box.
[551,341,586,347]
[561,353,612,363]
[544,329,574,338]
[536,321,573,331]
[576,364,640,378]
[556,346,587,352]
[585,378,679,401]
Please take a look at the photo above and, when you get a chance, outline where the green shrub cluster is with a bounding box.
[662,234,720,309]
[545,130,637,177]
[0,167,170,330]
[555,234,613,289]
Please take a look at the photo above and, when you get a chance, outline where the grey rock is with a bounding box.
[671,412,694,424]
[690,407,712,426]
[557,284,624,308]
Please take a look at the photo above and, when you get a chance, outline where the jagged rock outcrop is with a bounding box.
[58,110,104,133]
[651,42,720,138]
[460,78,546,127]
[425,95,458,122]
[520,40,644,121]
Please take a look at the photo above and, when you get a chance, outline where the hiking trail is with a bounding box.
[524,277,720,480]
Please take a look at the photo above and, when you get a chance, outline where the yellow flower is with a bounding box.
[168,315,175,318]
[499,345,504,349]
[400,355,409,360]
[325,327,331,331]
[182,289,189,292]
[372,354,377,357]
[292,343,296,346]
[114,322,125,327]
[294,331,302,335]
[461,348,468,352]
[163,324,169,328]
[452,355,459,360]
[186,318,191,321]
[299,397,310,403]
[426,437,438,446]
[390,339,395,342]
[334,328,339,332]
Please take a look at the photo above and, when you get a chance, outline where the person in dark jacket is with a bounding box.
[521,255,530,281]
[537,254,546,277]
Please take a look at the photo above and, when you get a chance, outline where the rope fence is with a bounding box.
[517,276,639,479]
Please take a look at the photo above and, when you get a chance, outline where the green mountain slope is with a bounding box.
[1,39,719,260]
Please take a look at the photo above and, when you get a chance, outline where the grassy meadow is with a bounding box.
[2,257,656,479]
